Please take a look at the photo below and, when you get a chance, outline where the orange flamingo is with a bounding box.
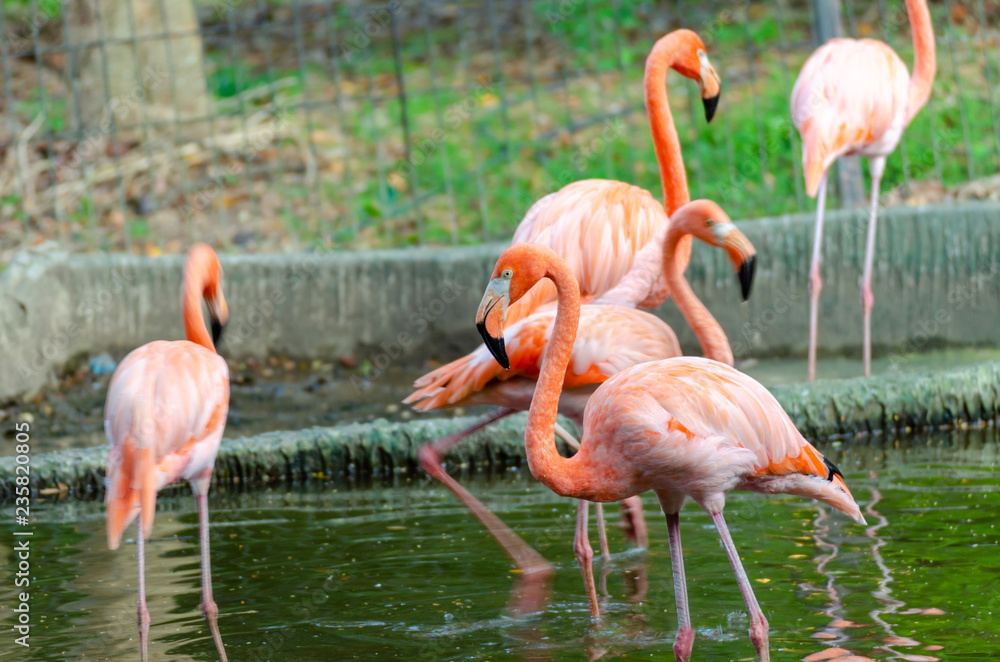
[408,28,720,567]
[105,243,230,662]
[475,243,865,662]
[406,201,756,619]
[792,0,935,380]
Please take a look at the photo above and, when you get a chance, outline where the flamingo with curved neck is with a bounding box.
[105,243,230,661]
[476,244,865,662]
[506,28,721,324]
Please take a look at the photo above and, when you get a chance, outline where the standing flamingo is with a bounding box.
[105,243,230,662]
[792,0,935,380]
[475,242,865,662]
[506,28,721,325]
[406,201,756,618]
[408,28,721,575]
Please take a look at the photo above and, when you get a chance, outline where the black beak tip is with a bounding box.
[702,93,720,123]
[738,255,756,302]
[211,317,226,346]
[476,320,510,370]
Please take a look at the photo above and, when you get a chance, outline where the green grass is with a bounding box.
[4,0,999,251]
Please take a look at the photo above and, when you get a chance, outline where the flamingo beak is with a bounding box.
[697,51,721,122]
[712,223,757,301]
[206,288,229,347]
[476,277,511,370]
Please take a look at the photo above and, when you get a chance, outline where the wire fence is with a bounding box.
[1,0,999,260]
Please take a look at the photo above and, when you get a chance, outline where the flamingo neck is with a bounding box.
[905,0,936,124]
[663,226,733,366]
[182,275,214,352]
[524,257,584,498]
[645,33,690,215]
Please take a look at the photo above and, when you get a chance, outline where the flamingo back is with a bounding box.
[792,38,909,195]
[583,357,862,522]
[507,180,679,323]
[105,340,229,548]
[404,304,681,411]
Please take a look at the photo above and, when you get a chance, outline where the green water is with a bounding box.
[2,429,999,661]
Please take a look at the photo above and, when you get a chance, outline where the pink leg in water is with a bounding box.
[666,512,694,661]
[574,499,601,621]
[193,476,227,662]
[136,519,150,662]
[711,511,770,662]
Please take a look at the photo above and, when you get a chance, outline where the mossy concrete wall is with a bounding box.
[4,360,999,501]
[2,203,999,401]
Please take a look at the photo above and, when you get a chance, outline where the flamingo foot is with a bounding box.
[673,625,695,662]
[619,495,648,549]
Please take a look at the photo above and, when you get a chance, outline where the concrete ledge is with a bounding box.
[4,360,999,501]
[2,203,1000,401]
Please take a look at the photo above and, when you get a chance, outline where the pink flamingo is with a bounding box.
[792,0,935,380]
[105,243,230,662]
[506,28,721,326]
[406,201,756,618]
[408,27,720,565]
[475,243,865,662]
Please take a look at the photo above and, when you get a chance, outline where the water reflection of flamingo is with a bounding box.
[475,243,865,662]
[407,205,755,619]
[104,243,230,662]
[791,0,935,380]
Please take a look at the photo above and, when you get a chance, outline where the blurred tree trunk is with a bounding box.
[67,0,210,138]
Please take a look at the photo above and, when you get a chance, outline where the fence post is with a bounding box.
[811,0,866,209]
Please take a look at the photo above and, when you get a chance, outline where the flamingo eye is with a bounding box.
[501,269,513,278]
[705,218,715,227]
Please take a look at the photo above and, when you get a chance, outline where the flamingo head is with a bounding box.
[670,200,757,301]
[184,243,229,346]
[667,30,721,122]
[476,244,552,370]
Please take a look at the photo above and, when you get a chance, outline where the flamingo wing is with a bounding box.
[586,357,861,521]
[405,305,681,411]
[507,180,673,323]
[105,340,229,548]
[791,38,910,195]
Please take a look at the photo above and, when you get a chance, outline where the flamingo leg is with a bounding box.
[136,519,150,662]
[862,156,886,378]
[556,422,648,553]
[417,409,554,614]
[594,503,610,558]
[808,173,828,382]
[574,499,601,621]
[666,512,694,661]
[711,511,769,662]
[193,479,228,662]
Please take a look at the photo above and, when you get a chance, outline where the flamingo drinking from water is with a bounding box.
[474,242,865,662]
[105,243,230,662]
[406,201,756,618]
[792,0,935,380]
